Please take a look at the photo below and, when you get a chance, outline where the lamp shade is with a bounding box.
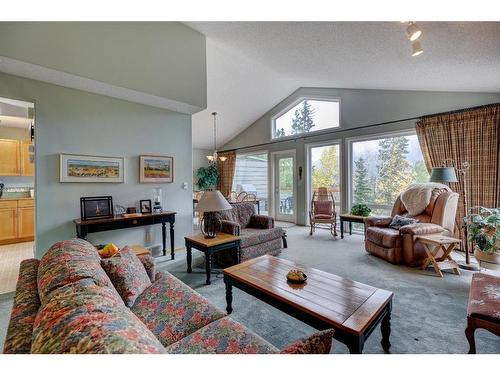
[195,190,232,212]
[429,167,458,183]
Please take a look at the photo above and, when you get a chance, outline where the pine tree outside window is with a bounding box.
[272,98,340,139]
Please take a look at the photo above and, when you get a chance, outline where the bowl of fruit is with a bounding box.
[286,269,307,284]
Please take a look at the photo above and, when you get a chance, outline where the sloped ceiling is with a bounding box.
[188,22,500,149]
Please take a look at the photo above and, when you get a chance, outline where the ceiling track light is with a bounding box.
[411,40,423,56]
[406,22,422,41]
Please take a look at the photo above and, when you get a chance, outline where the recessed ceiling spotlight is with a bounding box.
[406,22,422,41]
[411,41,423,56]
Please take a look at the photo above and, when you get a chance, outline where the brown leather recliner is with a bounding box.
[364,188,459,266]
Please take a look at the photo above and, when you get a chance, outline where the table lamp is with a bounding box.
[195,190,232,238]
[430,161,478,270]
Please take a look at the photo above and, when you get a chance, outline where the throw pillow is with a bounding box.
[280,329,334,354]
[389,215,419,229]
[101,246,152,307]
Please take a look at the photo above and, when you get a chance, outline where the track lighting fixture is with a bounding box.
[406,22,422,41]
[411,41,423,56]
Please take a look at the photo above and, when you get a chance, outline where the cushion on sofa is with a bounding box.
[280,329,335,354]
[137,254,156,282]
[131,272,226,347]
[240,227,284,248]
[37,239,117,304]
[366,227,402,248]
[231,202,255,228]
[165,316,279,354]
[3,259,41,354]
[101,246,152,307]
[389,215,419,229]
[31,279,165,354]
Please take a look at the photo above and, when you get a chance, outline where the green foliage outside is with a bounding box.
[196,165,219,190]
[279,158,293,191]
[464,207,500,254]
[353,157,373,204]
[275,127,286,138]
[291,100,315,135]
[312,146,339,190]
[413,160,430,183]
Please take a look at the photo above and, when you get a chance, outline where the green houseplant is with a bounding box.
[464,207,500,270]
[350,204,372,217]
[196,165,219,190]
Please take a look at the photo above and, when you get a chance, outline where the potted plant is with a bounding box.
[196,165,219,191]
[464,207,500,270]
[350,204,372,217]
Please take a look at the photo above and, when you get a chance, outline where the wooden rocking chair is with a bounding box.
[309,187,337,237]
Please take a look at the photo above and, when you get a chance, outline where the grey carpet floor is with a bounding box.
[0,226,498,354]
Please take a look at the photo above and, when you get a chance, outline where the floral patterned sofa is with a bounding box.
[3,239,332,354]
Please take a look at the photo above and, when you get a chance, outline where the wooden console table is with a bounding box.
[74,211,176,259]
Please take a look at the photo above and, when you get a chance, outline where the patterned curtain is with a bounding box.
[415,103,500,235]
[217,151,236,198]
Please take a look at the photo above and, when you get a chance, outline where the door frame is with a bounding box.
[305,140,342,226]
[270,149,297,223]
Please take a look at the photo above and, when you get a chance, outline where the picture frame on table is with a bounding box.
[140,199,152,214]
[139,155,174,183]
[60,154,124,183]
[80,196,114,221]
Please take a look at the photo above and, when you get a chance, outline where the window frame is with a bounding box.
[270,95,341,141]
[346,129,423,215]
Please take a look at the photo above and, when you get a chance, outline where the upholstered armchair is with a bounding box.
[365,188,459,266]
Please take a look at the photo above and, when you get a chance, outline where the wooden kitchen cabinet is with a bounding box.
[0,199,35,244]
[21,140,34,176]
[0,139,21,176]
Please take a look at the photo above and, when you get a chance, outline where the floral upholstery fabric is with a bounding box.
[280,329,335,354]
[37,239,117,304]
[229,202,255,228]
[101,246,151,307]
[240,227,284,248]
[3,259,40,354]
[240,238,283,262]
[137,254,156,282]
[468,273,500,323]
[31,279,165,354]
[131,272,225,347]
[165,317,279,354]
[220,219,240,236]
[249,214,274,229]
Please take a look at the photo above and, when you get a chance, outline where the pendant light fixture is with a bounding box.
[206,112,227,164]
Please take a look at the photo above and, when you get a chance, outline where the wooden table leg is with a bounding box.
[205,252,212,285]
[422,243,444,277]
[381,307,391,353]
[224,278,233,314]
[169,221,175,260]
[340,218,344,239]
[186,242,192,273]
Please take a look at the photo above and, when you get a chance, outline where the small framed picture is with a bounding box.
[140,199,152,214]
[60,154,124,183]
[80,196,114,221]
[140,155,174,183]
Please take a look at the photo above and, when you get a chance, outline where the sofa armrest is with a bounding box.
[400,223,444,235]
[4,259,41,354]
[250,214,274,229]
[138,254,155,283]
[280,329,335,354]
[220,220,241,236]
[365,216,393,228]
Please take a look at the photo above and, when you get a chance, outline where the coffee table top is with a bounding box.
[224,255,393,335]
[185,232,240,247]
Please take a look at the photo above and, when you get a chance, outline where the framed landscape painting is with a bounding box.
[140,155,174,183]
[60,154,124,183]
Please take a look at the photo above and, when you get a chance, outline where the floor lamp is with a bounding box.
[430,160,479,271]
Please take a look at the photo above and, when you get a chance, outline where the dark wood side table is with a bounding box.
[74,211,176,259]
[185,233,241,285]
[339,213,366,239]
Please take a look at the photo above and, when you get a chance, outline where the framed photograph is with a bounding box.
[140,155,174,183]
[140,199,152,214]
[80,196,114,221]
[60,154,124,183]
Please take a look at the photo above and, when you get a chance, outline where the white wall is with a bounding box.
[192,148,212,189]
[0,22,207,111]
[0,72,194,258]
[222,87,500,225]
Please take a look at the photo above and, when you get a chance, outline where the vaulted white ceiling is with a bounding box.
[187,22,500,149]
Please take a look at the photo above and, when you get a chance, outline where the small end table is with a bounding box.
[184,233,241,285]
[339,213,366,238]
[416,234,461,277]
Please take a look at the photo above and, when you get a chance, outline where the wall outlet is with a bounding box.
[182,182,188,190]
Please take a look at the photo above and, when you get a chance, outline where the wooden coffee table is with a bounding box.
[185,233,240,285]
[223,255,393,354]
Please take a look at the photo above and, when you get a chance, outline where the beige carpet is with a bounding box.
[0,241,34,294]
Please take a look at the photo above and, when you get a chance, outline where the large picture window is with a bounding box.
[272,98,340,139]
[232,152,269,214]
[350,133,429,215]
[310,143,341,210]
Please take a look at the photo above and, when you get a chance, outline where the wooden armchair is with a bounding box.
[309,187,337,237]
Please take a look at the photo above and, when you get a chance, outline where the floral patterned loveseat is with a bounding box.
[3,239,332,354]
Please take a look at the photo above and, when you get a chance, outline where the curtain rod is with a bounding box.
[220,101,500,153]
